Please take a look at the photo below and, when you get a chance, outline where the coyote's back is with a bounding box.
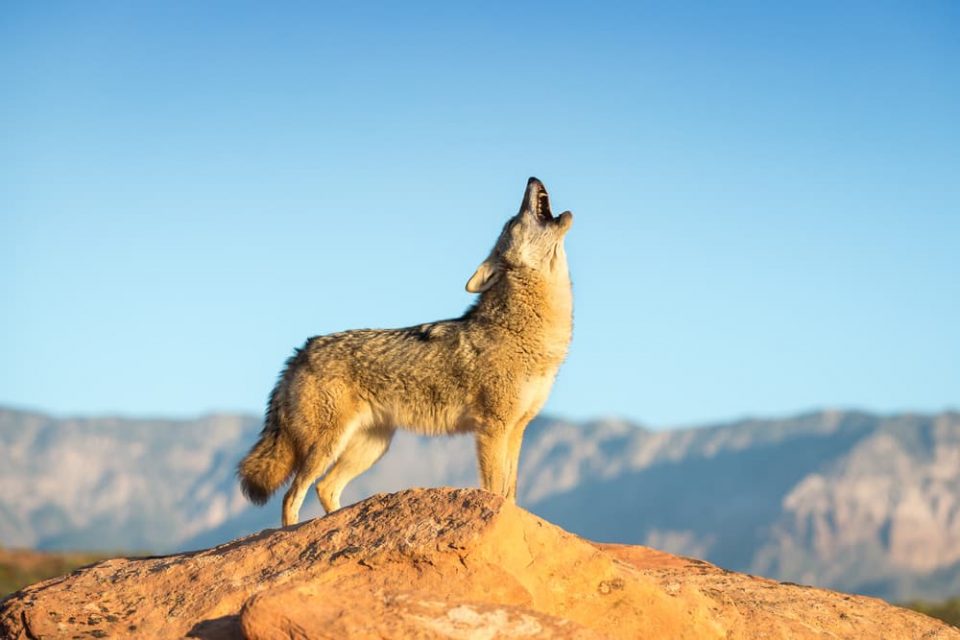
[237,177,574,526]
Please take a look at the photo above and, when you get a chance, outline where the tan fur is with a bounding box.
[237,177,574,526]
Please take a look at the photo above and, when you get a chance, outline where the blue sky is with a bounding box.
[2,2,958,427]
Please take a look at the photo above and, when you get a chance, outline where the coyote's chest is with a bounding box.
[514,283,570,415]
[516,370,559,418]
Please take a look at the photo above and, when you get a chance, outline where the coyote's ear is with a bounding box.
[466,260,500,293]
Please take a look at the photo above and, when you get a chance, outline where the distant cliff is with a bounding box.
[1,407,957,601]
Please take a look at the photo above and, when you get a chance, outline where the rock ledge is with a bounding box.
[0,488,955,639]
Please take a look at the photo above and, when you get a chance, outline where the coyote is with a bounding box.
[237,178,574,526]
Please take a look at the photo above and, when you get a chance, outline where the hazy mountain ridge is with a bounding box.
[1,406,957,601]
[0,409,258,551]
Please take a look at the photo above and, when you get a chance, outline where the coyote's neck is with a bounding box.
[469,264,573,362]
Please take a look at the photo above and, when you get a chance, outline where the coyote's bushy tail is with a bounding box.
[237,382,295,505]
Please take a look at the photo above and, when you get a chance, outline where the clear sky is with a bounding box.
[2,2,958,427]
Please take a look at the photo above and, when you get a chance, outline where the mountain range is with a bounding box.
[1,406,957,602]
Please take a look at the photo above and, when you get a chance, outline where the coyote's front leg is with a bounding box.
[504,412,535,501]
[474,425,510,496]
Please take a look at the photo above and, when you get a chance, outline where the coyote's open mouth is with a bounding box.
[527,177,554,224]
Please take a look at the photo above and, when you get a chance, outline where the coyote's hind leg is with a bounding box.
[315,426,395,513]
[282,458,322,527]
[281,396,365,526]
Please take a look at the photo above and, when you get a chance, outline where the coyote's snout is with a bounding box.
[237,178,574,526]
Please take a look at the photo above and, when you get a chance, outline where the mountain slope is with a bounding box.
[0,406,957,601]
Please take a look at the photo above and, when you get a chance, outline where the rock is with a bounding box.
[0,488,955,639]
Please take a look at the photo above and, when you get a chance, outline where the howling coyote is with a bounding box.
[238,178,574,525]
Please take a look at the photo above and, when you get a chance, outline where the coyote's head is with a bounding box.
[466,177,573,293]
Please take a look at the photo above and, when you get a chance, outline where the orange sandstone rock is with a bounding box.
[0,488,954,639]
